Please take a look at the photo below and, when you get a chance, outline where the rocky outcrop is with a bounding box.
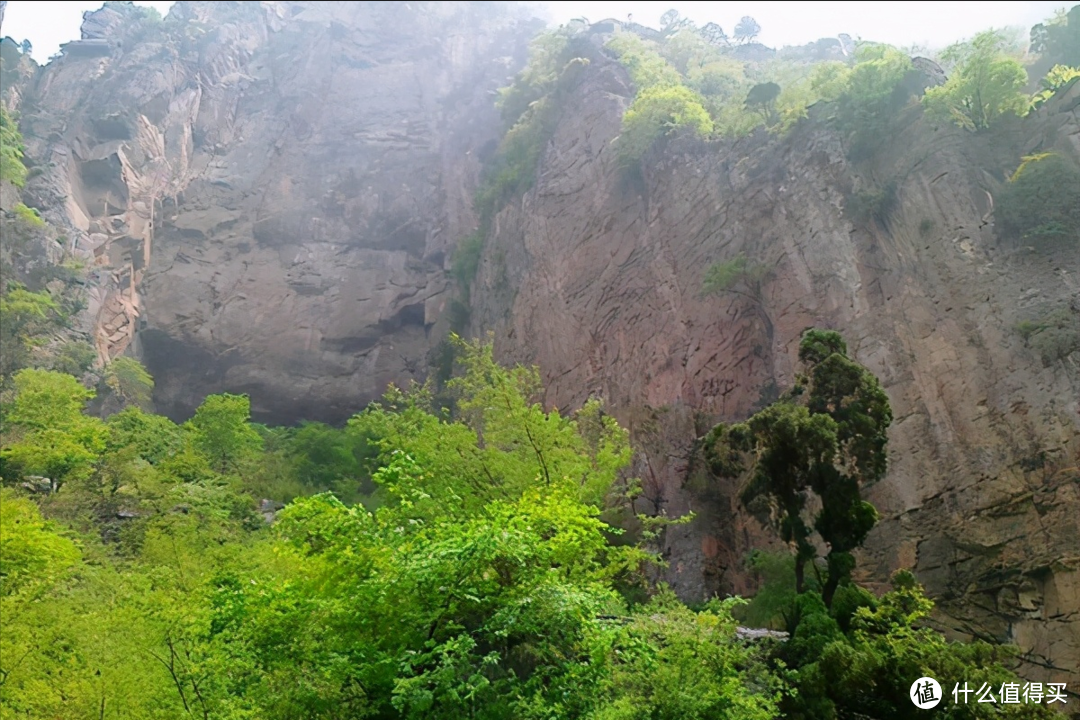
[467,56,1080,686]
[16,0,541,421]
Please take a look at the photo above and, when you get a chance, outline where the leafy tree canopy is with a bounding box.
[704,329,892,606]
[923,30,1028,131]
[616,84,713,162]
[733,16,762,44]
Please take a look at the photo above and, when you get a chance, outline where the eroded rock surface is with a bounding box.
[18,0,540,421]
[10,0,1079,691]
[468,57,1080,686]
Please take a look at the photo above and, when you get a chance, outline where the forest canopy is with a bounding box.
[0,334,1064,718]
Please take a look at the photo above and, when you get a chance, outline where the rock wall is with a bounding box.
[16,0,541,422]
[467,56,1080,686]
[10,0,1079,691]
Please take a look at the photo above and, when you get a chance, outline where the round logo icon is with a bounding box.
[910,677,942,709]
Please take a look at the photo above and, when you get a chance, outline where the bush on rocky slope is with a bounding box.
[996,152,1080,246]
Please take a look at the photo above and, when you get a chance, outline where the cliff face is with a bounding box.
[17,0,540,422]
[467,57,1080,685]
[9,0,1080,689]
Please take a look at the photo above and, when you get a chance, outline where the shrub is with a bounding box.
[0,106,27,188]
[687,58,747,102]
[996,152,1080,245]
[616,85,713,162]
[496,28,579,125]
[809,61,852,102]
[476,31,592,224]
[0,286,61,382]
[844,180,898,226]
[102,357,155,410]
[838,44,914,159]
[1016,307,1080,365]
[13,203,44,230]
[50,341,98,376]
[701,253,766,296]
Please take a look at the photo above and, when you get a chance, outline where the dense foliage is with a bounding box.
[923,30,1028,131]
[704,330,891,606]
[617,84,713,161]
[996,152,1080,246]
[474,28,594,225]
[0,106,27,188]
[778,570,1059,720]
[0,341,783,719]
[703,331,1062,719]
[0,286,63,382]
[0,322,1065,718]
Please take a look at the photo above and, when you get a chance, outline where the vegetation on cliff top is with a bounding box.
[465,5,1077,222]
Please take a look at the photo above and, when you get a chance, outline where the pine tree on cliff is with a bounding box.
[703,329,892,608]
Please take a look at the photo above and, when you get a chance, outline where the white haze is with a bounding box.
[1,1,1070,62]
[538,1,1068,50]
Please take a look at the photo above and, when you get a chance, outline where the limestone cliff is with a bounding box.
[467,54,1080,686]
[6,0,1079,693]
[14,0,541,422]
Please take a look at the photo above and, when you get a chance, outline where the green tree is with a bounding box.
[595,590,782,720]
[0,489,80,596]
[701,253,773,345]
[0,286,61,382]
[923,30,1028,131]
[185,393,264,474]
[703,330,892,606]
[48,341,97,377]
[180,345,644,717]
[809,61,851,102]
[733,16,761,44]
[617,85,713,162]
[348,337,634,517]
[102,356,155,410]
[785,571,1059,720]
[606,32,683,90]
[1,369,107,491]
[838,43,914,159]
[745,82,781,124]
[288,420,365,490]
[700,22,728,47]
[105,406,184,464]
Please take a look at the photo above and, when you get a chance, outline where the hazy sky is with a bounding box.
[1,1,1069,61]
